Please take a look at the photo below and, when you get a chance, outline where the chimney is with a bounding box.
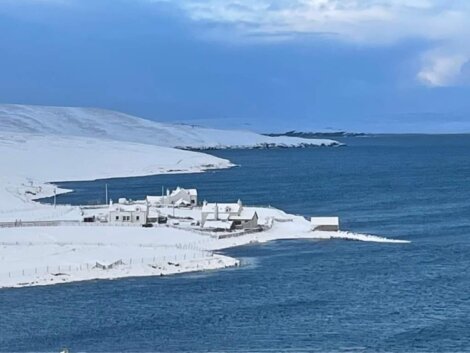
[214,203,219,220]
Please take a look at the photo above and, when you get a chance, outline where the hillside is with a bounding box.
[0,103,339,218]
[0,104,340,149]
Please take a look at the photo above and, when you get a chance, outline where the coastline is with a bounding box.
[0,127,408,290]
[0,205,409,289]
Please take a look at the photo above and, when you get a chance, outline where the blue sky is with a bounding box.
[1,0,470,132]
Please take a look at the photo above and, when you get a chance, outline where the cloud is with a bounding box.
[166,0,470,86]
[3,0,470,86]
[418,51,469,87]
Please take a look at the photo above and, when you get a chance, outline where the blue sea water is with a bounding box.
[2,135,470,352]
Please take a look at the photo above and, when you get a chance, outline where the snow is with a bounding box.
[0,131,233,218]
[0,104,340,149]
[0,206,409,288]
[0,104,408,289]
[0,225,239,288]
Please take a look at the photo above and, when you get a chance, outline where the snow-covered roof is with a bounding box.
[146,196,164,203]
[230,210,257,221]
[170,187,197,197]
[110,204,147,213]
[201,220,234,230]
[310,217,339,226]
[206,213,230,221]
[174,198,191,206]
[202,203,242,214]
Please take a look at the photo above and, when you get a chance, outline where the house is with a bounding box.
[201,200,258,231]
[310,217,340,231]
[230,209,259,230]
[109,203,148,225]
[167,187,197,206]
[146,187,198,207]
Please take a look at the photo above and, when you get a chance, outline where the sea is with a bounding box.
[1,135,470,352]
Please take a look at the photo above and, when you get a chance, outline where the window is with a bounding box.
[115,216,119,220]
[136,216,140,221]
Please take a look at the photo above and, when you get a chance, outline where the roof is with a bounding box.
[201,220,234,230]
[310,217,339,226]
[110,204,147,213]
[146,196,164,203]
[202,203,242,214]
[174,198,191,206]
[229,210,257,221]
[171,187,197,197]
[205,213,230,221]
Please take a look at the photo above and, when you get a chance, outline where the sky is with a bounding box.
[1,0,470,133]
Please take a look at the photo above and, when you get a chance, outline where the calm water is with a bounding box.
[2,135,470,352]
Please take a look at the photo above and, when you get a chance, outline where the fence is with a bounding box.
[0,220,145,229]
[2,250,215,281]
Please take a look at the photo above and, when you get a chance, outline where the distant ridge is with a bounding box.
[264,130,367,139]
[0,104,341,149]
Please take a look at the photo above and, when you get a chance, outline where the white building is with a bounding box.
[201,220,234,232]
[310,217,340,231]
[109,203,148,225]
[146,187,198,207]
[201,200,258,231]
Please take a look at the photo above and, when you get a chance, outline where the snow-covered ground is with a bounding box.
[0,131,233,219]
[0,104,341,149]
[0,206,408,288]
[0,104,408,289]
[0,103,339,218]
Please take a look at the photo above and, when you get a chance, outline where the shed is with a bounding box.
[201,220,234,232]
[311,217,340,231]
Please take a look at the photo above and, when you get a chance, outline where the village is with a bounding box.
[79,186,340,237]
[0,183,408,289]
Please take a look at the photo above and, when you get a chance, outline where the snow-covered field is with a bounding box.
[0,206,408,288]
[0,103,408,289]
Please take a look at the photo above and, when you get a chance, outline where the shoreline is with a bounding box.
[0,207,410,289]
[0,130,409,290]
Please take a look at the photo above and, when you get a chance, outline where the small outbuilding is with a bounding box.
[201,220,234,232]
[310,217,340,232]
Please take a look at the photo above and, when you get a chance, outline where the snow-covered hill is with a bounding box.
[0,104,340,149]
[0,131,233,217]
[0,103,339,218]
